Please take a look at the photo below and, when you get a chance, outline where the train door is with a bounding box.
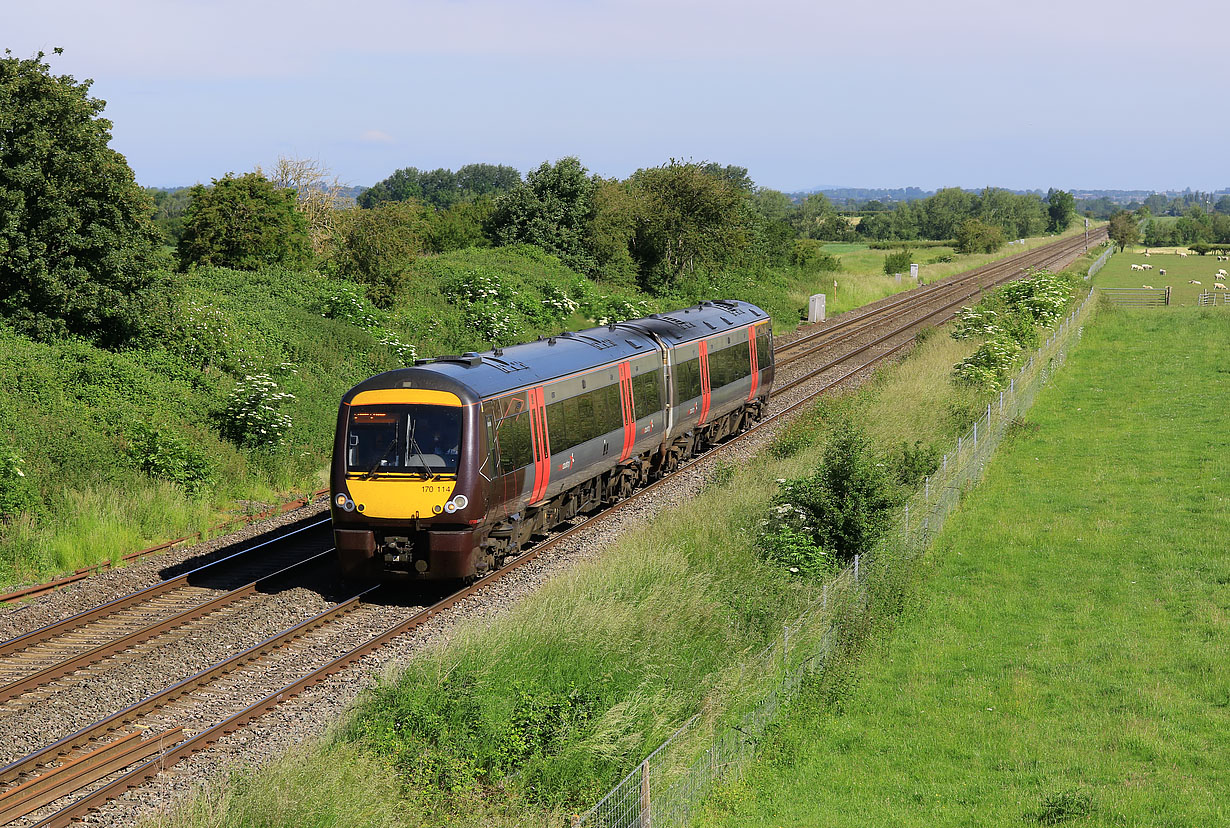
[528,386,552,504]
[698,340,712,425]
[746,325,760,401]
[617,361,635,461]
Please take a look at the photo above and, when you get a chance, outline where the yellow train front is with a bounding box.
[330,300,774,581]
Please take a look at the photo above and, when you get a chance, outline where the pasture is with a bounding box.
[694,308,1229,827]
[1092,245,1229,305]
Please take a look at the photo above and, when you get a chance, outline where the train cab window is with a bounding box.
[631,370,662,420]
[347,404,461,477]
[673,357,702,403]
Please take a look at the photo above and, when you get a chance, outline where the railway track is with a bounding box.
[0,228,1103,826]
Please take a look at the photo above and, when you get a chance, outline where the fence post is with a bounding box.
[943,454,948,474]
[640,760,651,828]
[822,582,828,610]
[1010,376,1014,394]
[904,504,909,538]
[973,420,977,447]
[925,476,930,501]
[999,391,1004,413]
[854,554,860,583]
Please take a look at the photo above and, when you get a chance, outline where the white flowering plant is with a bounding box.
[220,374,296,448]
[322,283,417,364]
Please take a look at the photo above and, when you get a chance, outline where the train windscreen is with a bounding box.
[346,405,462,477]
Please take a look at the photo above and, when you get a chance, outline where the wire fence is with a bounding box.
[1085,242,1115,280]
[574,287,1099,828]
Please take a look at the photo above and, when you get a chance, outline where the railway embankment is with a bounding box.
[139,255,1105,828]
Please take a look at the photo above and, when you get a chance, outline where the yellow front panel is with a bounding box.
[350,388,463,407]
[346,477,456,519]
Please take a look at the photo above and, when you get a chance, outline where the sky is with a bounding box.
[6,0,1229,193]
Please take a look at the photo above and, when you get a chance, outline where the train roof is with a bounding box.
[342,300,769,403]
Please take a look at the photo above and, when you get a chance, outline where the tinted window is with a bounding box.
[494,396,532,470]
[632,369,662,420]
[709,343,750,388]
[347,404,462,476]
[674,357,701,403]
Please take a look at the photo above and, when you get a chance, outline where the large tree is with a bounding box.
[177,172,312,271]
[1046,188,1077,233]
[0,49,167,347]
[628,160,750,291]
[486,157,596,272]
[1107,210,1139,252]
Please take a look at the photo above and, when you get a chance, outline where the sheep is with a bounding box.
[1178,251,1189,258]
[1142,251,1151,257]
[1189,280,1202,285]
[1159,269,1166,276]
[1216,282,1228,290]
[1217,269,1227,276]
[1142,285,1154,289]
[1131,264,1143,271]
[1143,264,1153,270]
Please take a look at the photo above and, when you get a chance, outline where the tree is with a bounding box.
[1046,188,1077,233]
[177,172,312,271]
[0,49,168,347]
[358,163,520,210]
[584,177,639,284]
[955,218,1005,254]
[1107,210,1139,252]
[487,157,596,273]
[327,200,431,305]
[261,155,347,258]
[919,187,977,239]
[628,160,751,292]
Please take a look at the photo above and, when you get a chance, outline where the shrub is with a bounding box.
[955,218,1005,254]
[887,440,941,488]
[127,424,213,494]
[220,373,296,448]
[0,450,35,520]
[790,239,841,272]
[883,248,913,275]
[759,422,901,572]
[178,172,312,272]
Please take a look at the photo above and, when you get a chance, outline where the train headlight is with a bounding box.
[444,501,458,514]
[433,505,443,515]
[452,495,468,510]
[335,493,356,512]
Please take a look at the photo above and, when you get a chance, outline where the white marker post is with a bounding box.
[808,293,826,323]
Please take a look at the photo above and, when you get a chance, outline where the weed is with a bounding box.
[1034,788,1094,825]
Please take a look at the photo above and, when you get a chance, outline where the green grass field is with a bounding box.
[1092,245,1229,305]
[695,308,1229,827]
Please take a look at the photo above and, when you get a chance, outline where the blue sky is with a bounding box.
[7,0,1228,192]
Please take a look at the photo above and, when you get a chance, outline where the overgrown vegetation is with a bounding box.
[950,267,1082,390]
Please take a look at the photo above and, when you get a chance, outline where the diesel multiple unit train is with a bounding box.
[329,300,774,581]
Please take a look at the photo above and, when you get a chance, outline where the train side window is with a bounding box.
[596,382,622,434]
[498,410,532,470]
[631,369,662,419]
[710,343,749,388]
[546,400,568,455]
[674,357,701,403]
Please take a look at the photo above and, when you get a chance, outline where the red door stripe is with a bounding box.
[747,326,759,401]
[698,341,711,425]
[619,362,635,461]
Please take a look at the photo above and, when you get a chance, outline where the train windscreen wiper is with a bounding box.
[406,421,438,481]
[361,438,399,480]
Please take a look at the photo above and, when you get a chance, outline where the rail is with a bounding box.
[574,288,1098,828]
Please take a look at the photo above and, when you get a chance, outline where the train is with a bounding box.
[329,299,775,581]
